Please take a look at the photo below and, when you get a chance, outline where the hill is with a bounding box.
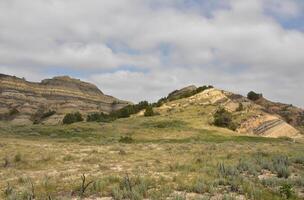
[150,86,302,138]
[0,83,304,199]
[0,74,130,125]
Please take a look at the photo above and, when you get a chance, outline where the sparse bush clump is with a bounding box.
[111,101,150,118]
[144,106,156,117]
[218,162,239,177]
[111,174,152,200]
[292,155,304,165]
[119,136,134,144]
[63,112,83,124]
[87,112,115,122]
[247,91,262,101]
[154,85,214,106]
[272,155,290,178]
[279,183,294,199]
[236,103,244,112]
[41,110,56,119]
[213,108,237,131]
[14,153,22,163]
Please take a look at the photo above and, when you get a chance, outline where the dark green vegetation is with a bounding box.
[112,101,150,118]
[86,101,151,124]
[213,108,237,131]
[154,85,214,107]
[87,112,115,123]
[41,110,56,119]
[247,91,263,101]
[144,106,157,117]
[85,85,214,123]
[63,112,84,124]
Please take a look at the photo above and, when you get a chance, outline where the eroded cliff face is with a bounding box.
[0,74,130,124]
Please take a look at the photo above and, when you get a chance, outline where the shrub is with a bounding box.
[153,97,167,107]
[9,108,19,116]
[62,112,83,124]
[87,112,115,122]
[272,155,290,178]
[213,108,237,131]
[279,183,294,199]
[247,91,262,101]
[236,103,244,112]
[292,156,304,165]
[119,136,134,144]
[3,157,10,168]
[218,162,239,177]
[41,110,56,119]
[111,175,152,200]
[111,101,150,118]
[144,106,155,117]
[14,153,22,163]
[154,85,214,106]
[276,166,290,179]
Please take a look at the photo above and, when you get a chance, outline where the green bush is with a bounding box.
[279,183,294,199]
[154,85,214,106]
[87,112,115,122]
[213,108,237,131]
[112,101,150,118]
[247,91,262,101]
[144,106,155,117]
[62,112,83,124]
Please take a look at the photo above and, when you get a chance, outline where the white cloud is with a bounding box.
[0,0,303,107]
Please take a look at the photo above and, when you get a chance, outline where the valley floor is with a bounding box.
[0,117,303,200]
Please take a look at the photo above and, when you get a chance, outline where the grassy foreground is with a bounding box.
[0,116,303,200]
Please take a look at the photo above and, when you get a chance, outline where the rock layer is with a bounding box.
[0,74,130,124]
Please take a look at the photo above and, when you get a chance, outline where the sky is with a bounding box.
[0,0,303,107]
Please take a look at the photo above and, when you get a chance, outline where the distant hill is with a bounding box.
[0,74,130,124]
[152,86,302,138]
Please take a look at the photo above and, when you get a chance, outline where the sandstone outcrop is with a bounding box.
[0,74,130,124]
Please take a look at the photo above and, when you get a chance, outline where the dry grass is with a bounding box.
[0,112,303,199]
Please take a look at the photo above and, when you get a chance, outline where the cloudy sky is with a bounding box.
[0,0,303,107]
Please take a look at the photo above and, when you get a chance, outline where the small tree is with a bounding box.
[247,91,262,101]
[144,106,155,117]
[213,108,237,131]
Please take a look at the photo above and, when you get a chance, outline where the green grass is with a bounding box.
[0,112,303,199]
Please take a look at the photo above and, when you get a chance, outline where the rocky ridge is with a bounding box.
[155,87,301,138]
[0,74,130,124]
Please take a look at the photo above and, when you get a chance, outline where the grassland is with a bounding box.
[0,112,304,200]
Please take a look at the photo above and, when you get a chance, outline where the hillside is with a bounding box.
[151,87,302,138]
[0,74,130,125]
[0,83,304,199]
[253,96,304,132]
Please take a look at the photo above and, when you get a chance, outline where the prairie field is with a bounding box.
[0,115,304,200]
